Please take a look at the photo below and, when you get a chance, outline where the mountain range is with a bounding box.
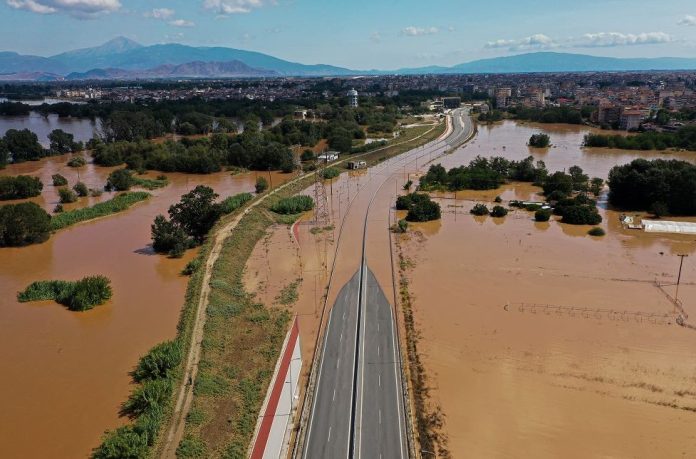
[2,37,696,81]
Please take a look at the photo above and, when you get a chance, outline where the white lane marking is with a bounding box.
[340,331,343,342]
[377,322,380,332]
[379,409,382,425]
[303,299,336,459]
[333,388,336,401]
[357,262,367,459]
[327,426,332,443]
[337,357,340,369]
[377,345,380,357]
[379,373,381,387]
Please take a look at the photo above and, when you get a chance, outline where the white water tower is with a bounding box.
[347,88,358,108]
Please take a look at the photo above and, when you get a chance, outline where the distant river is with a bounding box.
[0,112,101,147]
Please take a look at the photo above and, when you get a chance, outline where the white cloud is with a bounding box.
[577,32,673,47]
[169,19,195,27]
[6,0,121,18]
[401,26,439,37]
[485,34,557,51]
[370,32,381,43]
[145,8,175,20]
[485,31,674,51]
[202,0,273,15]
[678,15,696,26]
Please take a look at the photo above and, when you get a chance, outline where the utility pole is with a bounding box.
[676,254,688,304]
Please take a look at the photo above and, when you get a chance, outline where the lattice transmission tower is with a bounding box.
[313,161,330,225]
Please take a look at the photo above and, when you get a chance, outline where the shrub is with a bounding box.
[398,219,409,233]
[73,182,89,197]
[403,180,413,191]
[52,174,68,186]
[121,378,173,418]
[470,203,489,216]
[491,205,508,217]
[131,340,182,383]
[535,209,552,222]
[176,436,207,458]
[132,176,169,190]
[406,197,441,222]
[255,176,268,194]
[320,167,340,179]
[0,175,43,200]
[92,425,149,459]
[529,133,551,148]
[494,195,502,203]
[67,156,86,167]
[271,195,314,214]
[106,169,134,191]
[561,205,602,225]
[588,227,606,236]
[53,204,64,213]
[524,204,542,211]
[58,187,78,203]
[17,275,112,311]
[219,192,253,214]
[182,258,201,275]
[0,202,51,246]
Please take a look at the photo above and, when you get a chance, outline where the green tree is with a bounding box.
[0,202,51,246]
[52,174,68,186]
[107,169,134,191]
[73,182,89,197]
[0,175,43,200]
[4,129,43,162]
[59,187,78,203]
[48,129,79,154]
[168,186,221,242]
[491,205,508,217]
[255,176,268,194]
[528,133,550,148]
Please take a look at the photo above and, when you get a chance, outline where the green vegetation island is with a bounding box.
[17,275,112,311]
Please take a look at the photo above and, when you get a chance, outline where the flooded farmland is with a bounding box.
[0,154,292,458]
[399,120,696,458]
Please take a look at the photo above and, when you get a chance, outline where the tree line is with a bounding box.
[583,126,696,151]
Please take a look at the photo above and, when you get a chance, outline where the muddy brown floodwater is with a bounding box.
[399,120,696,458]
[0,154,292,458]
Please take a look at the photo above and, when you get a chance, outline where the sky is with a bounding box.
[1,0,696,69]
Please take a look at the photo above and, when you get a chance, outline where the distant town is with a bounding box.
[10,70,688,133]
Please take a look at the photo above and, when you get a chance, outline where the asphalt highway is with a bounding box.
[302,109,473,459]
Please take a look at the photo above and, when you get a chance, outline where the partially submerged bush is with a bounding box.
[320,167,340,180]
[535,209,552,222]
[67,156,87,168]
[561,205,602,225]
[271,195,314,214]
[490,205,508,217]
[470,203,489,216]
[106,168,134,191]
[52,174,68,186]
[17,275,112,311]
[588,227,606,236]
[0,175,43,200]
[58,187,78,203]
[397,193,441,222]
[0,202,51,246]
[255,176,268,194]
[73,182,89,197]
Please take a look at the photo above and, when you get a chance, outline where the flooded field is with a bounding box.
[398,121,696,458]
[443,120,696,179]
[0,155,292,458]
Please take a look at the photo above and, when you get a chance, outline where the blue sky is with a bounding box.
[2,0,696,69]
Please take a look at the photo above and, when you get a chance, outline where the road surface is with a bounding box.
[301,109,474,458]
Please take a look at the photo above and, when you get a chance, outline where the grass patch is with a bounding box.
[50,192,150,231]
[275,278,301,306]
[17,276,112,311]
[271,195,314,214]
[133,175,169,190]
